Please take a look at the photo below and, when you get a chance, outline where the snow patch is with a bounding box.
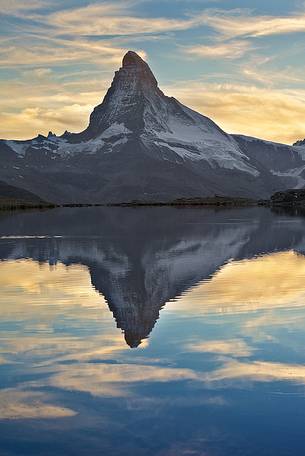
[271,166,305,188]
[6,141,28,156]
[100,122,132,139]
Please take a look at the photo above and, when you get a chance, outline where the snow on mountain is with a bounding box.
[145,100,258,175]
[79,51,257,174]
[1,50,305,203]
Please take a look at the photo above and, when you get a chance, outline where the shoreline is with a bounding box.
[2,190,305,211]
[0,198,266,211]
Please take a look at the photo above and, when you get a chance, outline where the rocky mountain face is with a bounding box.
[0,206,305,347]
[1,51,305,203]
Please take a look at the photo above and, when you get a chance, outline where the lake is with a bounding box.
[1,206,305,455]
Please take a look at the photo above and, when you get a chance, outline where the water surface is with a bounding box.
[1,206,305,455]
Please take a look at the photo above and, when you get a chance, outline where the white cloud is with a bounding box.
[0,38,129,67]
[184,40,253,59]
[26,68,53,78]
[0,0,49,14]
[45,3,201,37]
[242,65,304,86]
[202,9,305,38]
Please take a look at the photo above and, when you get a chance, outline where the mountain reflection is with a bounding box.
[0,206,305,347]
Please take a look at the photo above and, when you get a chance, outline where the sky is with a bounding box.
[1,0,305,144]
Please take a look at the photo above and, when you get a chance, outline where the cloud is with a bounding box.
[10,3,305,41]
[184,40,253,59]
[30,3,201,37]
[25,68,53,78]
[0,0,49,14]
[0,38,129,67]
[46,5,305,40]
[202,9,305,39]
[242,65,304,86]
[0,104,93,139]
[0,73,107,138]
[2,3,305,143]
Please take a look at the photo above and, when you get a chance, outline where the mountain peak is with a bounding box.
[72,50,160,141]
[122,51,146,68]
[120,50,157,87]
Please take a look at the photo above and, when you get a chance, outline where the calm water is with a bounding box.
[1,206,305,455]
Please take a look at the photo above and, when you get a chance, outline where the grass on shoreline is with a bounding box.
[0,196,263,211]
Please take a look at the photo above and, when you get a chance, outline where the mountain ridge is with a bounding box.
[1,51,305,203]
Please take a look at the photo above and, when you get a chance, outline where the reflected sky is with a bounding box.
[1,207,305,455]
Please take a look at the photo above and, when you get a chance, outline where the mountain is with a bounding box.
[0,206,305,347]
[0,180,47,207]
[294,138,305,147]
[1,51,305,203]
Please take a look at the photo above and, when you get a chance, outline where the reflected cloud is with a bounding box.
[45,363,198,397]
[205,360,305,386]
[0,355,10,365]
[2,206,305,451]
[0,389,76,420]
[0,260,134,365]
[0,260,106,310]
[1,208,305,347]
[45,358,305,398]
[172,251,305,316]
[186,339,253,357]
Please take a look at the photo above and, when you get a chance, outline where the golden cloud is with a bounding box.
[2,65,305,141]
[0,260,102,303]
[164,81,305,143]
